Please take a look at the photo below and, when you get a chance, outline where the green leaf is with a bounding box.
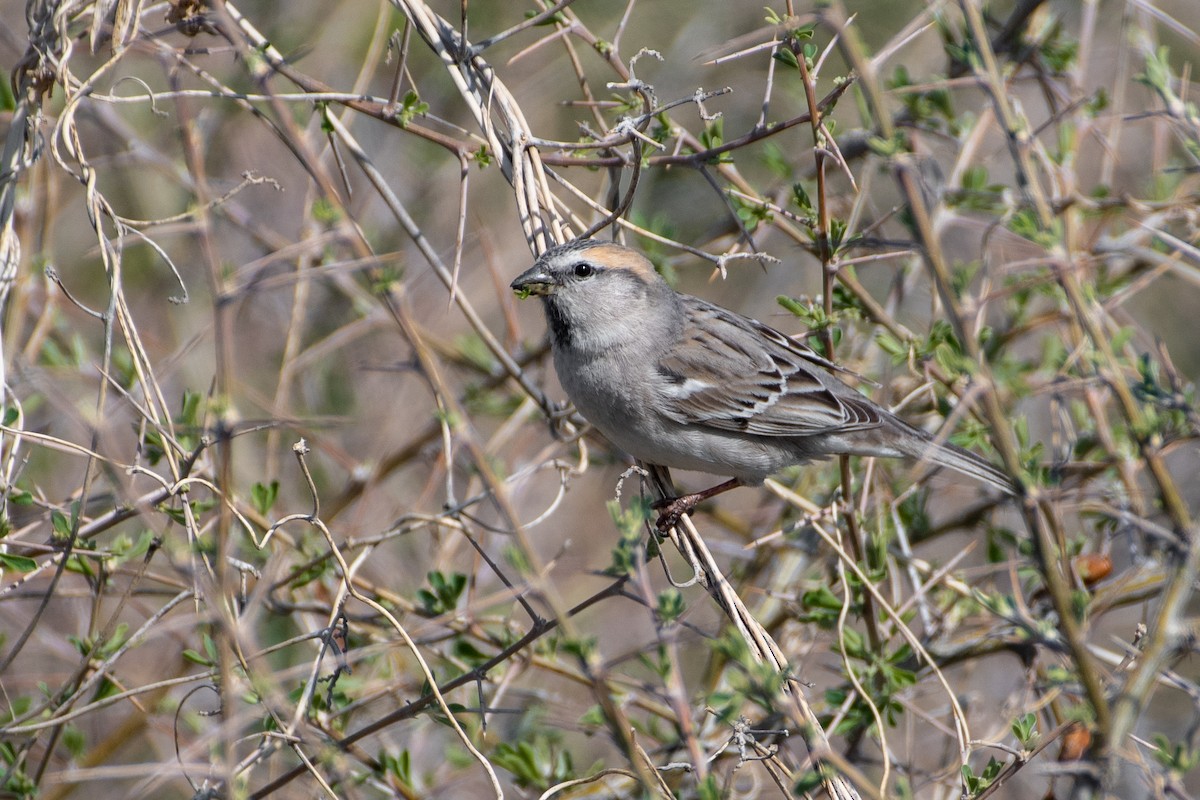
[394,90,429,128]
[180,389,202,426]
[791,182,813,212]
[51,509,73,540]
[183,648,214,666]
[1012,712,1038,747]
[801,584,843,611]
[526,9,566,25]
[251,480,279,516]
[418,571,468,615]
[656,588,685,623]
[0,552,36,572]
[605,498,652,576]
[379,749,413,788]
[62,725,86,759]
[699,118,732,163]
[772,48,799,69]
[451,639,491,666]
[0,73,14,113]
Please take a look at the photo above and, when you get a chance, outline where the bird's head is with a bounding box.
[511,239,677,350]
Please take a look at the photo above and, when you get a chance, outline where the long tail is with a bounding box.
[841,418,1019,496]
[912,435,1018,496]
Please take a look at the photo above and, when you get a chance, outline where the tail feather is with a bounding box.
[915,437,1018,496]
[838,418,1019,496]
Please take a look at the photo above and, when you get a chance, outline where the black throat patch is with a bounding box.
[544,298,572,347]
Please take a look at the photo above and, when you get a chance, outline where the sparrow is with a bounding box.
[511,238,1017,529]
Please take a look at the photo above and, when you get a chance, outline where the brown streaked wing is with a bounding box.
[657,297,883,437]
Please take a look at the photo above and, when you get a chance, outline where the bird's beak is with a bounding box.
[510,265,558,299]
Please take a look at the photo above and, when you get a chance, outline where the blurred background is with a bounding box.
[0,1,1198,797]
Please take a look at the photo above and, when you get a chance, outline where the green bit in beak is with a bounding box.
[510,267,556,298]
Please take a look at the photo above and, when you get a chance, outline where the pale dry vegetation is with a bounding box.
[0,1,1198,798]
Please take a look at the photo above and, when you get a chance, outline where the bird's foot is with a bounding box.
[650,478,743,531]
[652,494,701,532]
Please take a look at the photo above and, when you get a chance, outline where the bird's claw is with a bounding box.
[652,495,698,531]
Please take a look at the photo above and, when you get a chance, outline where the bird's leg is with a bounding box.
[652,478,742,531]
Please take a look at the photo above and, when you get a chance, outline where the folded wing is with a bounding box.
[657,297,883,437]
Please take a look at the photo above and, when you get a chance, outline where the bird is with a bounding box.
[511,238,1017,529]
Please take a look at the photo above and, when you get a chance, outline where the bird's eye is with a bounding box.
[572,262,595,278]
